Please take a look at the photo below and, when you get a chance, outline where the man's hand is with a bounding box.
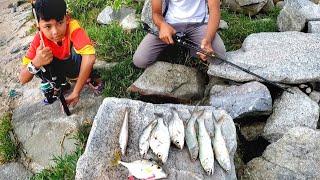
[33,40,53,68]
[159,22,176,44]
[197,38,214,61]
[65,92,80,107]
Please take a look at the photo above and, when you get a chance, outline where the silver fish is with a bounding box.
[197,111,214,175]
[168,107,185,149]
[119,108,129,156]
[118,159,167,179]
[139,119,158,158]
[212,113,231,172]
[185,109,204,161]
[149,115,171,163]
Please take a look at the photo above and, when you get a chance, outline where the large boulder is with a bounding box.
[12,81,104,172]
[128,61,206,103]
[222,0,273,16]
[277,0,320,32]
[210,81,272,119]
[263,87,319,143]
[207,32,320,84]
[76,98,237,180]
[97,6,136,25]
[0,162,32,180]
[308,21,320,33]
[243,127,320,179]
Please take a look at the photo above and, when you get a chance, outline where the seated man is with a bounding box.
[133,0,226,68]
[19,0,96,107]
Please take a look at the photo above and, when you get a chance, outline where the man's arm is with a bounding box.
[198,0,221,61]
[205,0,221,42]
[65,54,95,107]
[151,0,176,44]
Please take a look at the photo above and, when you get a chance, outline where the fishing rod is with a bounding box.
[29,0,71,115]
[143,23,293,94]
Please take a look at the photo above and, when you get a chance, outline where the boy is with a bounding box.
[19,0,96,107]
[134,0,226,68]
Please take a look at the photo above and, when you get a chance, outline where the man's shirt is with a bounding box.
[165,0,208,24]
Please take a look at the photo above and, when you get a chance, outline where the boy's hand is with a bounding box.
[65,92,80,107]
[33,40,53,68]
[197,38,214,61]
[159,22,176,45]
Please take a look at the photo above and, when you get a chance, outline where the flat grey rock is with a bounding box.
[207,32,320,84]
[308,20,320,33]
[0,162,32,180]
[128,61,206,102]
[12,83,103,172]
[263,87,319,143]
[76,98,237,180]
[243,127,320,179]
[277,0,320,32]
[210,81,272,119]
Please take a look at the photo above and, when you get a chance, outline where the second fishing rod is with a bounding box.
[143,23,293,94]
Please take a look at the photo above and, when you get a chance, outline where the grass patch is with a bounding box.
[87,23,146,62]
[102,58,142,98]
[32,121,92,179]
[0,113,17,164]
[220,8,280,51]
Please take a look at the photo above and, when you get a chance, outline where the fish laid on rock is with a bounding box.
[197,111,214,175]
[168,107,185,149]
[119,107,130,156]
[212,113,231,172]
[139,119,158,158]
[150,114,171,163]
[185,109,204,161]
[118,159,167,179]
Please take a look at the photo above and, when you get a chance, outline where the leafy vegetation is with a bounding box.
[0,113,17,164]
[220,8,280,51]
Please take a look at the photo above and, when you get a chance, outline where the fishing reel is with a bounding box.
[40,81,57,104]
[173,32,187,44]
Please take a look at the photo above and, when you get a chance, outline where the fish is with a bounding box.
[212,113,231,172]
[119,107,130,156]
[118,159,167,179]
[149,114,171,163]
[185,108,204,161]
[197,111,214,175]
[139,119,158,158]
[168,107,185,149]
